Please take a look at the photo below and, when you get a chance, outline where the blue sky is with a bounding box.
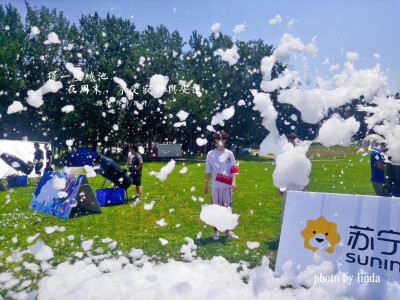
[3,0,400,93]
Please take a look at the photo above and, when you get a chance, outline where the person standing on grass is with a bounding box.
[126,146,133,167]
[370,142,388,196]
[44,143,54,172]
[129,145,144,202]
[204,130,239,240]
[33,142,44,184]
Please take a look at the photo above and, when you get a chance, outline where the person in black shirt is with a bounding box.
[44,143,54,172]
[33,143,44,183]
[129,145,144,202]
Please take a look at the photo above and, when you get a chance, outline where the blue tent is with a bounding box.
[68,148,98,167]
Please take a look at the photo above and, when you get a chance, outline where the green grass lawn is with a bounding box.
[0,147,375,295]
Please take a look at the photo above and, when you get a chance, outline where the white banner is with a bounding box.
[276,191,400,296]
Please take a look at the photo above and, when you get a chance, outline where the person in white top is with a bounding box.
[204,130,239,240]
[126,151,133,167]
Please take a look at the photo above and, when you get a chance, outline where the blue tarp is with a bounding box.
[67,148,98,167]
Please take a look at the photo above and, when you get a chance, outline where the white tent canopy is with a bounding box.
[0,139,50,178]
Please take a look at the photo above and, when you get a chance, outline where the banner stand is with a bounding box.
[29,172,102,220]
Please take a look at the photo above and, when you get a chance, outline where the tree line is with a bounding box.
[0,2,375,156]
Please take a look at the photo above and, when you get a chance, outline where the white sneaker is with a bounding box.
[213,231,220,240]
[225,231,239,239]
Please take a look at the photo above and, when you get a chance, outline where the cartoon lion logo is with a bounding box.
[301,216,341,253]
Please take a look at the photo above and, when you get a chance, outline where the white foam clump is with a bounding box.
[41,79,63,94]
[238,99,246,106]
[11,161,20,168]
[108,241,118,250]
[113,124,119,131]
[150,159,176,182]
[30,26,40,35]
[81,240,94,251]
[211,23,221,32]
[11,245,400,299]
[192,84,202,97]
[7,101,24,114]
[36,256,249,299]
[211,106,235,126]
[207,125,215,132]
[179,167,188,174]
[102,238,113,244]
[246,241,260,250]
[34,253,387,299]
[252,91,278,137]
[233,24,246,34]
[358,95,400,163]
[66,139,74,147]
[61,105,74,113]
[317,114,360,147]
[44,32,61,44]
[200,204,239,232]
[260,69,300,93]
[277,60,386,124]
[261,34,386,124]
[149,74,169,99]
[98,258,126,273]
[26,80,63,108]
[159,238,168,246]
[52,176,66,190]
[260,34,306,83]
[58,191,68,198]
[129,248,143,259]
[27,233,40,243]
[84,165,97,178]
[29,240,54,261]
[252,90,311,190]
[44,226,59,234]
[214,44,240,66]
[180,237,197,262]
[273,142,311,191]
[173,121,186,128]
[156,218,167,227]
[269,14,282,25]
[23,261,40,274]
[113,77,134,100]
[144,200,157,210]
[65,63,84,81]
[196,138,207,147]
[176,110,189,121]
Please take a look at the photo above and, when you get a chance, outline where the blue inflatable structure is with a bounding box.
[67,148,98,167]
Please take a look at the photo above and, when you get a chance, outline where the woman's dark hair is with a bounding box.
[213,131,229,139]
[286,132,298,140]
